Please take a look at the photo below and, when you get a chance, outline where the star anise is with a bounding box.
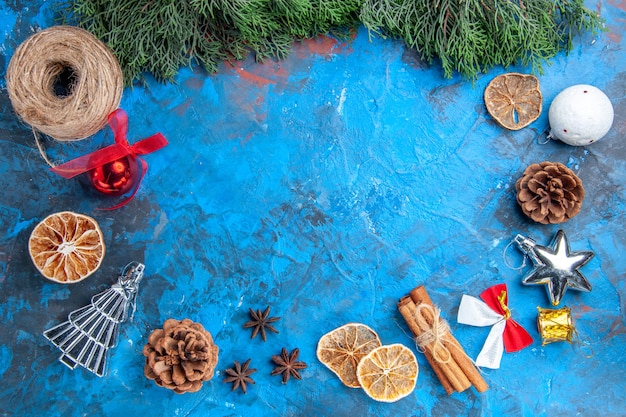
[223,359,257,394]
[243,306,280,342]
[271,347,307,384]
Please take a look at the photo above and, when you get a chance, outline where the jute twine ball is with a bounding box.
[6,26,123,141]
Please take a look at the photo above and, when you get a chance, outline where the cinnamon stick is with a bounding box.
[410,286,489,393]
[416,303,472,392]
[415,294,488,393]
[398,296,471,393]
[398,297,455,395]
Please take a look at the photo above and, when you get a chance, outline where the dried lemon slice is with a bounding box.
[484,73,542,130]
[356,343,418,403]
[28,211,105,283]
[316,323,382,388]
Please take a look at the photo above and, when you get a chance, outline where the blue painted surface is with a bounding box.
[0,1,625,416]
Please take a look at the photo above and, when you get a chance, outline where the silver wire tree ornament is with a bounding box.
[43,261,145,377]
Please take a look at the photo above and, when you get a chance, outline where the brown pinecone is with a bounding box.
[515,161,585,224]
[143,318,219,394]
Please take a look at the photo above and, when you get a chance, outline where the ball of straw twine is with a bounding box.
[6,26,123,141]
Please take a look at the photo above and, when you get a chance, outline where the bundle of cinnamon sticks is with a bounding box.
[397,285,488,394]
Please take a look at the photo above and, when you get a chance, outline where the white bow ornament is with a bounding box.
[457,284,533,369]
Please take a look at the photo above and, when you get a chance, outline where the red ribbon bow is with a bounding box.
[51,109,168,209]
[480,283,533,353]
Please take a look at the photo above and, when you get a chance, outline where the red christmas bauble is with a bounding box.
[88,155,141,196]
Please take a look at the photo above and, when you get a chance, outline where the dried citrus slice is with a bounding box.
[28,211,105,283]
[484,73,542,130]
[316,323,382,388]
[356,343,418,403]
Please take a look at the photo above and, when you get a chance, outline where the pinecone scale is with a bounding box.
[143,318,219,394]
[515,162,585,224]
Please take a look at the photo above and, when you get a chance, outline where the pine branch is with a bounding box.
[360,0,605,80]
[60,0,604,84]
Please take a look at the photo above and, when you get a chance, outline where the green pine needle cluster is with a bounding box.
[60,0,604,85]
[60,0,363,85]
[359,0,605,79]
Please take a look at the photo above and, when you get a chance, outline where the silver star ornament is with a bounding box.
[514,230,594,306]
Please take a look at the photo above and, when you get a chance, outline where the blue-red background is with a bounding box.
[0,1,624,416]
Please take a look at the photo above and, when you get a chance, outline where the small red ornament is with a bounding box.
[88,154,141,196]
[51,109,168,209]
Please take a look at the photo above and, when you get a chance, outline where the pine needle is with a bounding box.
[59,0,605,84]
[360,0,605,80]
